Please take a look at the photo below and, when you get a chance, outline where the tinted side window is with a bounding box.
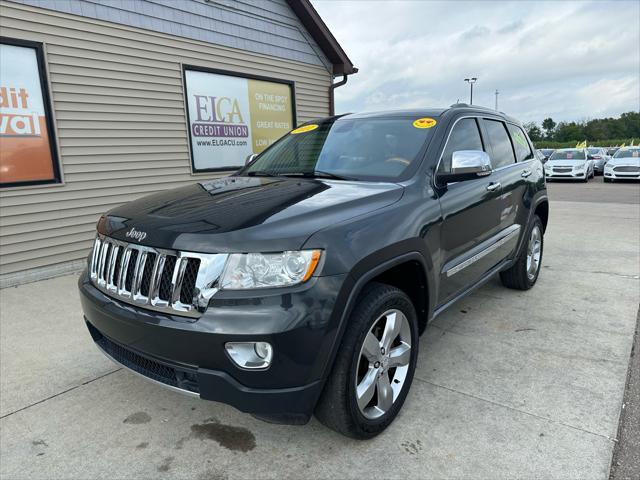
[507,124,534,162]
[484,120,516,169]
[439,118,483,172]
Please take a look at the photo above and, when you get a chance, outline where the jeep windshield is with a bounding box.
[549,150,586,160]
[239,117,436,182]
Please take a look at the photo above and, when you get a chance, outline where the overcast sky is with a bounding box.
[312,0,640,124]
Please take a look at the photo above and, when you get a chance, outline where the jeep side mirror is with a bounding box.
[440,150,493,183]
[245,153,258,166]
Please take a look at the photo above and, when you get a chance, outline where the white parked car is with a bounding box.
[604,147,640,182]
[544,148,594,181]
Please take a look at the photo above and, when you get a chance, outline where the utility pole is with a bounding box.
[495,89,499,111]
[464,77,477,104]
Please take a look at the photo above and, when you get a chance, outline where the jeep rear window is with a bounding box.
[241,117,435,181]
[549,150,586,160]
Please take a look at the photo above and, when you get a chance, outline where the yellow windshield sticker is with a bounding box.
[291,124,318,134]
[413,117,437,129]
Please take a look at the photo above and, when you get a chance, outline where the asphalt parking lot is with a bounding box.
[1,177,639,480]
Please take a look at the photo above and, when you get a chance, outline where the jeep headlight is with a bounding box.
[219,250,321,290]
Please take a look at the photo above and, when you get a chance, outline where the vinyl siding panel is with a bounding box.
[0,0,332,280]
[13,0,332,70]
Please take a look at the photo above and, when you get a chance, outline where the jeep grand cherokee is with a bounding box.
[79,104,549,439]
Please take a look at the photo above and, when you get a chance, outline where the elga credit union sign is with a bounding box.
[184,68,295,172]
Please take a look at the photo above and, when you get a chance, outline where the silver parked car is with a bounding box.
[536,148,554,162]
[604,147,640,182]
[606,147,620,159]
[544,148,594,181]
[587,147,608,175]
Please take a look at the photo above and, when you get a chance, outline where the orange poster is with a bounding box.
[0,42,58,186]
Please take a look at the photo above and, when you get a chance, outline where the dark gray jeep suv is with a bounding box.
[79,104,548,438]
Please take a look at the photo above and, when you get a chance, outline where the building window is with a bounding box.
[0,38,61,188]
[183,66,296,172]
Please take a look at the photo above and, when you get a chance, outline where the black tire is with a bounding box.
[582,173,589,183]
[314,282,419,439]
[500,215,544,290]
[604,177,611,183]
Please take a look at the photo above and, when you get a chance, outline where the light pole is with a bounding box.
[495,89,499,111]
[464,77,477,104]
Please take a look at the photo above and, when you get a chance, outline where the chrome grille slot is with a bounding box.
[124,250,139,293]
[180,258,201,304]
[158,255,177,302]
[88,234,228,318]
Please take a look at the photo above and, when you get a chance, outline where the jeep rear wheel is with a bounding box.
[500,215,544,290]
[314,283,418,439]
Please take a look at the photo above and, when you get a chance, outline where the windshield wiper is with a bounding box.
[282,170,355,181]
[245,170,281,178]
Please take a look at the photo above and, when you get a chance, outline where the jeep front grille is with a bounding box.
[89,235,227,318]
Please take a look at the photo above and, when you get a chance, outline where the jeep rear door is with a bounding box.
[481,119,534,264]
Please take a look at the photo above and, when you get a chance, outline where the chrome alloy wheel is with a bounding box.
[355,309,412,420]
[526,225,542,280]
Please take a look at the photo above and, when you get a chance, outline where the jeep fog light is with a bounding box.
[225,342,273,369]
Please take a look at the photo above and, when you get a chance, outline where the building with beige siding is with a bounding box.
[0,0,356,287]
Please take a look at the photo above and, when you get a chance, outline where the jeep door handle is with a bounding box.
[521,169,532,178]
[486,182,501,191]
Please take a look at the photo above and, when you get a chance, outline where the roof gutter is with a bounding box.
[329,74,351,116]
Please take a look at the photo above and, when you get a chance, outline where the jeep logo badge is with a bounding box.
[125,227,147,242]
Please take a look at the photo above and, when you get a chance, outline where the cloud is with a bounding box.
[312,0,640,123]
[497,20,523,35]
[461,25,491,40]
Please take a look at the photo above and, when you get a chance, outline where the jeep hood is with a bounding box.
[99,176,404,253]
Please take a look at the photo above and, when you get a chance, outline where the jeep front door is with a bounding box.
[435,117,503,306]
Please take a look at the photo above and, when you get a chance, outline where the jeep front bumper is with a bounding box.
[79,270,350,422]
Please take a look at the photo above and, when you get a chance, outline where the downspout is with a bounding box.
[328,74,349,116]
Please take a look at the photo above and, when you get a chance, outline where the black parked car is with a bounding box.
[79,104,549,439]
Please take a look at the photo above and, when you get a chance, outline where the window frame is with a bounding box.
[506,123,535,163]
[480,118,517,170]
[434,116,486,178]
[0,36,62,189]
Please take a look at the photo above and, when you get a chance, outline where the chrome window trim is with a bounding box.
[433,115,484,186]
[433,115,537,187]
[89,234,228,318]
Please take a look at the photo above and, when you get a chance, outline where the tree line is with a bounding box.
[524,111,639,148]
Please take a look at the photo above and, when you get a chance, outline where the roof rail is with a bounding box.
[449,103,500,113]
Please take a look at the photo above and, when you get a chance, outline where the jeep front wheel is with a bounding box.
[314,283,418,439]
